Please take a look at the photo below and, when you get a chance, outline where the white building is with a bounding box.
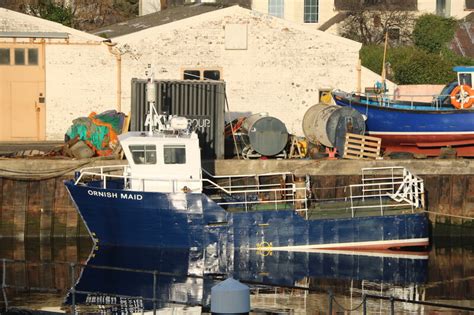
[99,5,389,135]
[0,8,116,141]
[1,5,389,141]
[251,0,472,29]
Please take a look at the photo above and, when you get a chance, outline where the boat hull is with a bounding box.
[65,181,429,251]
[332,92,474,156]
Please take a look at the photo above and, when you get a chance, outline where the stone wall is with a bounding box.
[117,6,374,136]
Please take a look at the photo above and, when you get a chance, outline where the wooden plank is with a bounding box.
[0,179,15,237]
[40,179,56,239]
[52,178,69,238]
[450,175,465,219]
[464,176,474,218]
[13,180,28,238]
[26,181,42,238]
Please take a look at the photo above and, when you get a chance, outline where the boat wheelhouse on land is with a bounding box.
[332,66,474,157]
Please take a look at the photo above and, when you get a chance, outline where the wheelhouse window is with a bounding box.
[268,0,284,18]
[130,145,157,164]
[164,145,186,164]
[304,0,319,23]
[459,73,472,87]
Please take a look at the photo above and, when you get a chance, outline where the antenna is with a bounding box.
[144,64,160,135]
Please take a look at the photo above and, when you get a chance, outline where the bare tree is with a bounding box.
[338,3,415,45]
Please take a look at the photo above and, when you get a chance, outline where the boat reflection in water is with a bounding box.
[65,246,428,313]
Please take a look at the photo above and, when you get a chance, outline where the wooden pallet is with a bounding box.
[343,133,381,160]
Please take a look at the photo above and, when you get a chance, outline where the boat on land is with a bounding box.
[332,66,474,157]
[65,78,429,252]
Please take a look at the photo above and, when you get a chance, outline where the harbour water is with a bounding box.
[0,226,473,314]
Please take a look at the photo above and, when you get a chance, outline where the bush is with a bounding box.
[413,14,458,54]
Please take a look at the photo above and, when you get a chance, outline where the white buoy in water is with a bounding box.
[211,278,250,314]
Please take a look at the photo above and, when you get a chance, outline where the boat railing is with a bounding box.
[344,90,453,110]
[74,165,310,217]
[348,167,424,217]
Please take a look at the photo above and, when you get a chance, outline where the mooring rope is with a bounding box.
[331,294,367,312]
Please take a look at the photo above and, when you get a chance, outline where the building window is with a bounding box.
[130,145,157,164]
[268,0,284,18]
[203,70,220,80]
[388,28,400,42]
[14,48,25,65]
[164,145,186,164]
[183,69,221,81]
[466,0,474,9]
[436,0,447,16]
[304,0,318,23]
[183,70,201,80]
[28,48,39,65]
[0,48,10,65]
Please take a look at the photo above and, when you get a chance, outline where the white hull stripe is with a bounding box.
[368,131,474,136]
[250,238,429,252]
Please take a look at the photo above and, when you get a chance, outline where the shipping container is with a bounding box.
[131,79,226,159]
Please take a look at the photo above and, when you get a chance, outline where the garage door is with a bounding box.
[0,44,45,141]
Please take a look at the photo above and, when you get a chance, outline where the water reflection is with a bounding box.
[1,236,473,314]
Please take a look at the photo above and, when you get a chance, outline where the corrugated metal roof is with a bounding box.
[0,31,69,38]
[92,3,228,39]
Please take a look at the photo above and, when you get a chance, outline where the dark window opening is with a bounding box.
[388,28,400,42]
[0,48,10,65]
[184,70,201,80]
[164,145,186,164]
[130,145,157,165]
[373,15,381,27]
[203,70,221,80]
[28,48,38,65]
[14,48,25,65]
[466,0,474,9]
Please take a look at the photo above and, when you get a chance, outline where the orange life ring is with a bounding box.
[450,85,474,109]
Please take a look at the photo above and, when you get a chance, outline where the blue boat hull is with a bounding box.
[65,181,429,251]
[332,91,474,154]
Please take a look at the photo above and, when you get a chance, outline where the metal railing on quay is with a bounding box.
[343,90,454,109]
[328,291,474,314]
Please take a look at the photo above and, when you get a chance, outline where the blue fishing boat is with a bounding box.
[332,66,474,156]
[65,77,429,252]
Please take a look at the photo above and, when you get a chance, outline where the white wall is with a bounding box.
[251,0,338,28]
[114,7,383,136]
[417,0,470,19]
[45,44,116,139]
[140,0,162,16]
[0,8,117,140]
